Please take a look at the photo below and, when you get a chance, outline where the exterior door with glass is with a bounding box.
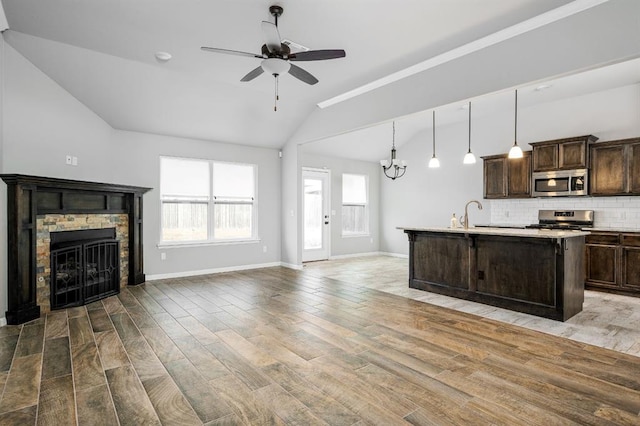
[302,169,331,262]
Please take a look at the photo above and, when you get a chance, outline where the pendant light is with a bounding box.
[508,89,524,159]
[428,110,440,168]
[463,102,476,164]
[380,121,407,180]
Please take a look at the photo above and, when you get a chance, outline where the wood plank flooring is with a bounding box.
[0,257,639,425]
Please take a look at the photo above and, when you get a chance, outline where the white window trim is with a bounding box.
[159,156,259,245]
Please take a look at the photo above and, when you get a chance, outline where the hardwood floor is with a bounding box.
[0,256,639,425]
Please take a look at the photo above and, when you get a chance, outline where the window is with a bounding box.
[160,157,257,243]
[342,173,369,236]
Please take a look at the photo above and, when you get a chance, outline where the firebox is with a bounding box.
[50,228,120,309]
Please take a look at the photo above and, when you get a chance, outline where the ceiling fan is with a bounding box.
[201,5,346,109]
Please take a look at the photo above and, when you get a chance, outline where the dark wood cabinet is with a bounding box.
[531,135,597,172]
[482,151,531,199]
[585,231,640,296]
[621,234,640,291]
[533,144,558,171]
[590,138,640,196]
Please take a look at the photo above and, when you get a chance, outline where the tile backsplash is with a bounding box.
[489,196,640,230]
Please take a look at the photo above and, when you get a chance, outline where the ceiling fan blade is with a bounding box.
[240,66,265,82]
[261,21,282,53]
[288,64,318,85]
[201,46,263,59]
[289,49,346,61]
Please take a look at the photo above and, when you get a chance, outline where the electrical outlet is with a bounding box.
[72,156,78,166]
[66,155,72,165]
[160,252,166,260]
[263,245,267,253]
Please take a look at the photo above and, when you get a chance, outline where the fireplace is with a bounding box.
[50,228,120,310]
[1,174,151,324]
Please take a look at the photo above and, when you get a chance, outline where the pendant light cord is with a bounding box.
[274,74,279,111]
[468,102,472,152]
[432,111,436,155]
[392,121,396,149]
[514,89,518,142]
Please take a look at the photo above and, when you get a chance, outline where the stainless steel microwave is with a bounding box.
[532,169,588,197]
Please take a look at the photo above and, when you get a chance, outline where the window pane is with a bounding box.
[304,178,323,250]
[160,157,209,200]
[213,163,254,199]
[342,205,367,235]
[214,204,252,239]
[343,174,367,203]
[162,202,208,241]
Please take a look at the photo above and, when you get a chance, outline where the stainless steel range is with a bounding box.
[526,210,594,230]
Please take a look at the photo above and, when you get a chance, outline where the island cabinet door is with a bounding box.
[412,233,471,290]
[475,236,556,306]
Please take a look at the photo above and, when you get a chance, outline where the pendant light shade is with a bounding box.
[508,89,524,159]
[428,110,440,168]
[463,102,476,164]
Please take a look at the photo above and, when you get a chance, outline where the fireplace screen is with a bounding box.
[50,229,120,309]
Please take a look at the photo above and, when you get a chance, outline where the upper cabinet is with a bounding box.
[482,151,531,199]
[590,137,640,196]
[531,135,598,172]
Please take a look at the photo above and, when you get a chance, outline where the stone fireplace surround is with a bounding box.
[1,174,150,325]
[37,213,129,312]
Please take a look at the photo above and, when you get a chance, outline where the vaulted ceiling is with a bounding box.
[1,0,639,153]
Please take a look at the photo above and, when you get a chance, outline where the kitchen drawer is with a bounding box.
[621,234,640,247]
[585,233,620,245]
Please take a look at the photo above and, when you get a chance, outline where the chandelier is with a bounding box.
[380,121,407,180]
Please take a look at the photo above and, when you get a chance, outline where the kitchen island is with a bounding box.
[400,227,589,321]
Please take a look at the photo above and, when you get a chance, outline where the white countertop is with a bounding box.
[398,226,590,239]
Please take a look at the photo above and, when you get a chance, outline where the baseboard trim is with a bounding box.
[329,251,384,260]
[146,262,282,281]
[145,254,403,282]
[281,262,303,271]
[379,251,409,259]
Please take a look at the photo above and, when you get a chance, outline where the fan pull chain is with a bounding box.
[274,74,279,111]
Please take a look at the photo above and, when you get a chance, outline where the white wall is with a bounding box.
[381,83,640,255]
[300,151,380,257]
[111,130,282,277]
[0,38,283,317]
[280,140,301,268]
[2,43,113,179]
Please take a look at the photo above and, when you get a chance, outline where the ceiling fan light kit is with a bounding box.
[200,5,346,111]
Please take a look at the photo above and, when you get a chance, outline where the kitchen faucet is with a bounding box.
[460,200,483,229]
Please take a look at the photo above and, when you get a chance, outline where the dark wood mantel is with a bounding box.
[1,174,151,325]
